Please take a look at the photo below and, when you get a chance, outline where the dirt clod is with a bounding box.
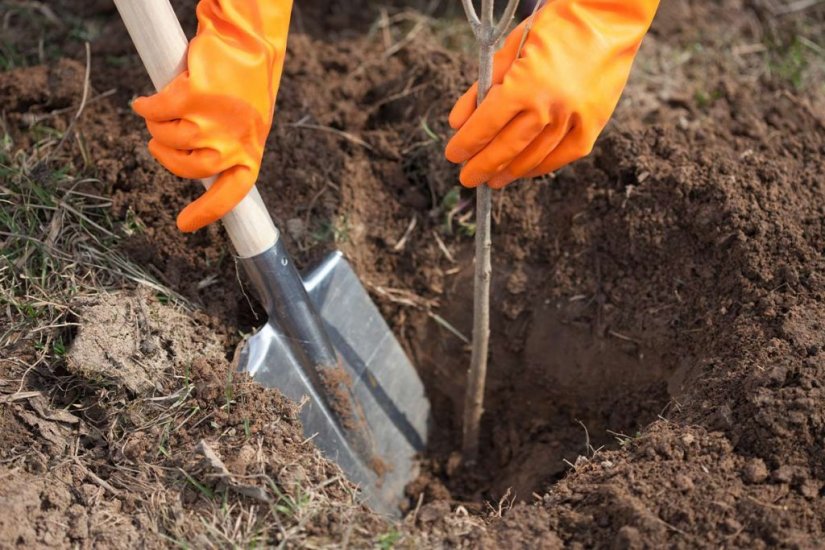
[66,290,223,393]
[743,458,769,484]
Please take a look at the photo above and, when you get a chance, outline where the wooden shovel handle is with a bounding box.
[113,0,278,258]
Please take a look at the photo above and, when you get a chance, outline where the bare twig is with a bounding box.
[51,42,91,157]
[379,8,392,50]
[195,440,271,503]
[493,0,522,41]
[287,116,374,152]
[370,283,469,343]
[460,0,482,37]
[73,457,121,497]
[392,215,417,252]
[3,1,63,28]
[516,0,544,56]
[0,391,42,404]
[429,312,470,345]
[383,18,427,58]
[773,0,824,15]
[432,231,456,263]
[461,0,520,464]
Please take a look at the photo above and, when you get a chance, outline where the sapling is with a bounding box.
[459,0,520,463]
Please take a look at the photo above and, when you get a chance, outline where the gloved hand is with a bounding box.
[132,0,292,232]
[445,0,659,189]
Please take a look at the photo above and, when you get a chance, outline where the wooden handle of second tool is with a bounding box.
[113,0,278,258]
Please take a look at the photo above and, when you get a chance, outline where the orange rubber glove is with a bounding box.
[445,0,659,189]
[132,0,292,232]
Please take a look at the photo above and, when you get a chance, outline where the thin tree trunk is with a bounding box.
[460,0,519,464]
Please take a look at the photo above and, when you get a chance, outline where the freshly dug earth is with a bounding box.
[0,290,385,547]
[2,0,824,547]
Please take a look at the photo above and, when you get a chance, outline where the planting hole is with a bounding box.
[408,257,678,502]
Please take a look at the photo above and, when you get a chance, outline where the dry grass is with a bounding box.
[363,4,477,57]
[0,105,189,376]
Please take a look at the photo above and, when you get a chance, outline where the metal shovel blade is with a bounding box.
[237,247,429,516]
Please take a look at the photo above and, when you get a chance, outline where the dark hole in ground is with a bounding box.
[406,254,677,503]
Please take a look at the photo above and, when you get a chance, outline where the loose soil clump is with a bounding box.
[1,0,824,546]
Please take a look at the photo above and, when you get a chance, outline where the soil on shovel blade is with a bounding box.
[1,0,824,547]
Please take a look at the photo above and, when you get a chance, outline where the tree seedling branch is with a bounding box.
[460,0,520,464]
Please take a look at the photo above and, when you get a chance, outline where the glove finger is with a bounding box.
[445,84,522,164]
[488,115,572,189]
[176,166,256,232]
[448,82,478,130]
[458,112,546,188]
[496,19,530,68]
[522,125,597,179]
[147,139,229,180]
[448,24,526,130]
[146,119,201,150]
[132,75,190,122]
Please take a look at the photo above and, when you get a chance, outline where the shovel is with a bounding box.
[114,0,429,516]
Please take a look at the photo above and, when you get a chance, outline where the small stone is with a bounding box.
[285,218,305,241]
[798,479,820,499]
[278,464,307,492]
[67,504,89,540]
[506,268,528,295]
[771,465,794,484]
[674,474,694,492]
[445,451,463,478]
[417,501,450,524]
[722,517,742,534]
[613,526,643,550]
[742,458,769,484]
[680,432,695,445]
[767,365,787,385]
[78,484,100,506]
[139,338,158,356]
[779,265,799,286]
[596,512,611,527]
[228,444,257,475]
[711,404,733,430]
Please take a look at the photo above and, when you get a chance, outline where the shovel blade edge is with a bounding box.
[238,251,430,516]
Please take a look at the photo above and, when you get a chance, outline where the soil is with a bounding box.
[0,290,385,547]
[2,0,825,547]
